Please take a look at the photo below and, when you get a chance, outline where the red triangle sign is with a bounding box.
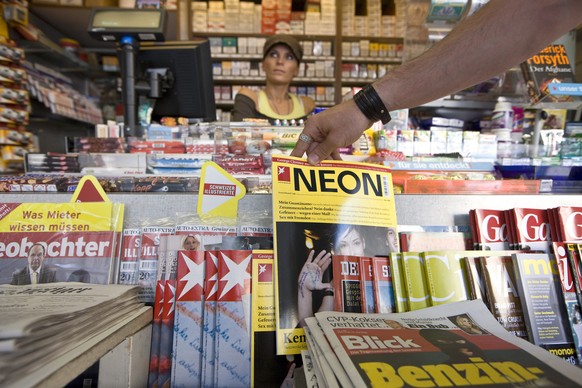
[70,175,110,203]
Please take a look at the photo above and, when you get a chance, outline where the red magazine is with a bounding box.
[510,207,552,252]
[332,255,362,313]
[471,209,511,251]
[358,257,375,313]
[504,209,518,250]
[547,207,559,243]
[554,207,582,243]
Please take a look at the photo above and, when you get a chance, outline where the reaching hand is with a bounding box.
[298,249,332,293]
[290,99,371,165]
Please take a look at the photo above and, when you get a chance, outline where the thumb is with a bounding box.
[307,138,339,165]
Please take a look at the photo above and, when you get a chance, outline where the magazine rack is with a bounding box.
[1,192,581,386]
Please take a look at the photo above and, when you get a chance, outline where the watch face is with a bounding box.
[91,9,162,30]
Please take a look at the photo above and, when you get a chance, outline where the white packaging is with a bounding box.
[491,96,514,130]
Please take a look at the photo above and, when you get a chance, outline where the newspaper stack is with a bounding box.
[0,282,143,386]
[303,300,582,387]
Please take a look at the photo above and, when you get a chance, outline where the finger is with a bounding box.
[286,363,296,379]
[321,254,333,271]
[305,249,315,263]
[330,149,343,160]
[306,135,343,165]
[313,250,328,265]
[290,132,314,158]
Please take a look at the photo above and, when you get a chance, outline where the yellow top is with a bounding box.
[257,90,306,120]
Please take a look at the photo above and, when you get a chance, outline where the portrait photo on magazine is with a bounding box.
[276,221,398,330]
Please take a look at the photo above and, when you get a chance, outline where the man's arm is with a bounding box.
[292,0,582,164]
[377,0,582,111]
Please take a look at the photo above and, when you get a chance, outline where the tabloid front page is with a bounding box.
[310,299,582,387]
[0,202,123,285]
[272,155,398,355]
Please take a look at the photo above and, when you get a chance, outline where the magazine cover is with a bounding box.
[171,250,206,387]
[157,279,176,387]
[332,255,363,313]
[471,209,511,251]
[200,250,219,387]
[566,243,582,311]
[310,300,582,387]
[551,242,582,365]
[401,252,431,311]
[371,256,395,314]
[511,208,552,253]
[147,280,164,388]
[359,257,376,314]
[512,252,577,364]
[213,250,252,387]
[478,255,529,340]
[422,250,471,306]
[462,256,488,305]
[554,207,582,243]
[0,202,121,285]
[389,253,408,313]
[118,228,141,285]
[137,225,175,303]
[250,251,294,387]
[272,156,398,355]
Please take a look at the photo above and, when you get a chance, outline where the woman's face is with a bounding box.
[336,228,365,256]
[262,44,299,85]
[183,236,200,250]
[456,317,472,328]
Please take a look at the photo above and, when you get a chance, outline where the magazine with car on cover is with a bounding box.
[272,156,398,356]
[308,300,582,387]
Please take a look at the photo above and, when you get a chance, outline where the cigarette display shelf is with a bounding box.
[213,75,335,84]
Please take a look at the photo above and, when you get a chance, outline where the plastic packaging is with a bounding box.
[491,97,514,130]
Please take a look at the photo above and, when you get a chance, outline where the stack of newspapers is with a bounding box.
[0,282,144,386]
[302,300,582,387]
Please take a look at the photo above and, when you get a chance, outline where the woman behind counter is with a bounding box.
[231,35,315,123]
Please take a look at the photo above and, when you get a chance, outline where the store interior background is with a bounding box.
[6,1,582,156]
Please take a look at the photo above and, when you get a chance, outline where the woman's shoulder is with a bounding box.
[300,95,316,114]
[236,88,259,103]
